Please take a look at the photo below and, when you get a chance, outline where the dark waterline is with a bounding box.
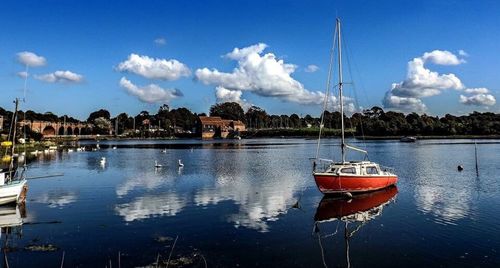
[2,138,499,267]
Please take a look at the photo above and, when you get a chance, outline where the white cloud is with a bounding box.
[464,87,489,94]
[459,94,496,106]
[215,86,243,103]
[195,43,328,105]
[34,70,84,83]
[382,92,427,113]
[16,51,46,67]
[391,57,464,98]
[422,50,465,65]
[383,50,469,112]
[119,77,182,103]
[117,53,190,80]
[304,64,319,73]
[215,86,252,110]
[224,43,267,60]
[17,71,28,79]
[458,50,469,57]
[154,37,166,46]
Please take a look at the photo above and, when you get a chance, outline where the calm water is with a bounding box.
[3,138,500,267]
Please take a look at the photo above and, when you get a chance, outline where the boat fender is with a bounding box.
[343,192,353,199]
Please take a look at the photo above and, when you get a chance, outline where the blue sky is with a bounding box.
[1,0,499,119]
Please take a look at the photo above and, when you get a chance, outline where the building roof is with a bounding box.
[232,120,245,126]
[199,116,224,124]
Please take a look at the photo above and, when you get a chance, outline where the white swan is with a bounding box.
[178,159,184,167]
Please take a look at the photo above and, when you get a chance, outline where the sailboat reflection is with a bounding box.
[313,186,398,267]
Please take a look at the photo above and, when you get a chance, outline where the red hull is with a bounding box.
[314,186,398,221]
[313,173,398,194]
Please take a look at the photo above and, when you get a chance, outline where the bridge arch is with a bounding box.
[43,126,56,136]
[58,126,65,135]
[81,127,92,135]
[74,127,80,135]
[67,127,73,135]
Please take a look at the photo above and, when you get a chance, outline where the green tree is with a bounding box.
[87,109,110,122]
[209,102,245,122]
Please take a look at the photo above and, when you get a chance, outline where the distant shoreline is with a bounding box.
[358,135,500,140]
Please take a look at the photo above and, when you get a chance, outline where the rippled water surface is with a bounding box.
[3,138,500,267]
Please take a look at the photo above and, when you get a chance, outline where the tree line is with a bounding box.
[1,103,500,139]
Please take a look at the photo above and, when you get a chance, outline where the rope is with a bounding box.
[315,21,338,161]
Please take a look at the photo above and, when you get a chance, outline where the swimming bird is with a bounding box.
[155,161,163,168]
[161,148,167,153]
[178,159,184,167]
[100,157,106,165]
[112,146,117,150]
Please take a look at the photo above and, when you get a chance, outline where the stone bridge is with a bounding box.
[18,120,93,137]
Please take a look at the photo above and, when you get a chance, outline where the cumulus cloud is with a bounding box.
[16,51,47,67]
[459,94,496,106]
[383,50,469,112]
[458,50,469,57]
[464,87,489,94]
[383,93,426,113]
[195,43,329,105]
[215,86,243,103]
[224,43,267,60]
[422,50,465,65]
[117,53,190,80]
[17,71,28,79]
[215,86,252,110]
[34,70,84,83]
[304,64,319,73]
[154,37,166,46]
[119,77,182,103]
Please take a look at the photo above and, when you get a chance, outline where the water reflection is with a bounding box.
[314,187,398,267]
[0,204,26,248]
[194,173,305,232]
[116,172,169,198]
[414,184,472,225]
[115,192,186,222]
[37,190,78,208]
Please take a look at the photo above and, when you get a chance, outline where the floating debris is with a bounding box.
[25,244,58,252]
[155,236,174,243]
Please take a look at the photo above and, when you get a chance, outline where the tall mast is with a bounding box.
[337,18,346,163]
[9,98,19,173]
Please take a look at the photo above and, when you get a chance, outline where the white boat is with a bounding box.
[0,171,27,205]
[400,136,417,142]
[0,98,29,205]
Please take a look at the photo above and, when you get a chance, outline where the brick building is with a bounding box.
[198,116,246,139]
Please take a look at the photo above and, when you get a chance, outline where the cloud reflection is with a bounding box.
[414,184,472,224]
[194,173,304,232]
[115,192,186,222]
[38,191,77,208]
[116,172,167,198]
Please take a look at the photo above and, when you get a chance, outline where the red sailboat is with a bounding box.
[312,19,398,194]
